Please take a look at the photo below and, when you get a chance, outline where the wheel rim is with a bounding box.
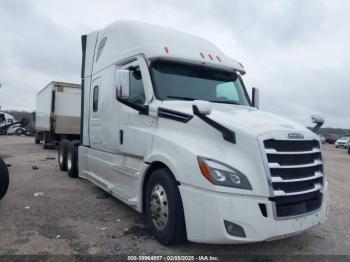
[150,184,169,230]
[67,151,72,170]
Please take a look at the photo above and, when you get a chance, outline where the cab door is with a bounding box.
[110,57,155,202]
[117,57,154,159]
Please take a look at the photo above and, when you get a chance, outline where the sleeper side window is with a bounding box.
[129,68,145,106]
[93,86,99,112]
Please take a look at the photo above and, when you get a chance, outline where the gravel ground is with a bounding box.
[0,135,349,256]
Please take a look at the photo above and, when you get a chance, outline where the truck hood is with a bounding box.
[158,101,309,137]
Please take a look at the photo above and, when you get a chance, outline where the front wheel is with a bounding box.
[145,168,186,245]
[15,129,24,136]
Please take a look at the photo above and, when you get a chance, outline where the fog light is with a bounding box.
[224,220,246,238]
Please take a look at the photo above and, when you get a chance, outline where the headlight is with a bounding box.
[198,157,252,190]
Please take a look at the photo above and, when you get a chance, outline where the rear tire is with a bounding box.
[0,158,9,200]
[145,168,186,245]
[43,132,49,149]
[67,142,79,178]
[58,140,69,171]
[35,132,41,144]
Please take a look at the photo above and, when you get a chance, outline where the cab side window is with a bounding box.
[129,69,145,106]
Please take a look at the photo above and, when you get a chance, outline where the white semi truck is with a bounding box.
[35,81,81,149]
[59,21,328,245]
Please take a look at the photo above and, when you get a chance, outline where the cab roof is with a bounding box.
[89,20,246,74]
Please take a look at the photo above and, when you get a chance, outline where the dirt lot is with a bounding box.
[0,136,349,256]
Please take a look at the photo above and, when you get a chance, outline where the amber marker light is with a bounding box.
[198,158,213,182]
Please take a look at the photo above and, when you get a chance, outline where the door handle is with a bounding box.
[119,130,124,145]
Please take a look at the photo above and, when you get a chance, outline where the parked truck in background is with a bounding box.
[0,112,16,135]
[58,21,328,245]
[35,81,81,149]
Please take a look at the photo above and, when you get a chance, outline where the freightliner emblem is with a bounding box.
[288,133,304,139]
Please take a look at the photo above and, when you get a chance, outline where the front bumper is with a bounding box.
[179,182,328,244]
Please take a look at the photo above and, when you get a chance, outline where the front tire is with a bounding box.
[15,129,24,136]
[145,168,186,245]
[0,158,9,200]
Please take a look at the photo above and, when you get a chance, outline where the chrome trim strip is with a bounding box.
[271,171,323,183]
[273,183,322,197]
[265,148,321,155]
[268,159,322,169]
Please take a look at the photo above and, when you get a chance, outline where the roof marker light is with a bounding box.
[208,54,213,60]
[200,52,205,59]
[216,56,221,62]
[164,47,169,54]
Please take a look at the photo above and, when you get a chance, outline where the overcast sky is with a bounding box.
[0,0,349,128]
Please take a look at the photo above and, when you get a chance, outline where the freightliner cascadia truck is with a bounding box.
[58,21,328,245]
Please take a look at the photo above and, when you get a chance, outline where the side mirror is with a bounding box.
[252,87,260,109]
[193,100,212,115]
[311,114,324,134]
[311,114,324,125]
[115,70,130,100]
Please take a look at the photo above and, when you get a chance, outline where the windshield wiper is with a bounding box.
[209,100,240,105]
[167,96,196,101]
[167,96,241,105]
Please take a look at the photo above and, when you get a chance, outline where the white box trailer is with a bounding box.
[35,81,81,149]
[58,21,328,245]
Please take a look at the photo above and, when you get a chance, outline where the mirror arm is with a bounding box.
[193,105,236,144]
[311,123,323,134]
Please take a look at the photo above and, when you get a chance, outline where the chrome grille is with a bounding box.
[260,134,324,218]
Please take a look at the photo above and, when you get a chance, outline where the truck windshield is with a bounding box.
[151,61,250,106]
